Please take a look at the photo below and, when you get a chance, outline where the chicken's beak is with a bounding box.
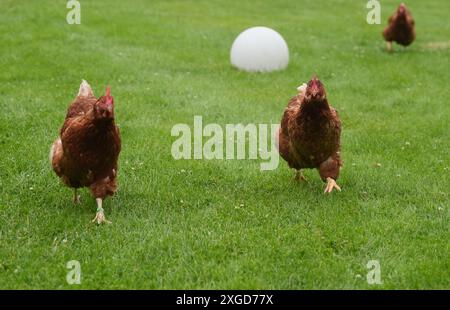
[310,76,320,97]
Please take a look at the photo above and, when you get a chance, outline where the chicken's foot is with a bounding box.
[387,41,393,52]
[73,189,81,204]
[294,170,307,182]
[92,198,111,224]
[324,177,341,194]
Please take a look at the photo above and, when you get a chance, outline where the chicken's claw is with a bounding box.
[295,170,307,182]
[92,198,111,224]
[73,195,81,204]
[92,208,112,224]
[72,189,81,204]
[387,41,393,52]
[324,177,341,194]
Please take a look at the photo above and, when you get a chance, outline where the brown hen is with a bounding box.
[50,80,121,224]
[383,3,416,51]
[277,76,342,193]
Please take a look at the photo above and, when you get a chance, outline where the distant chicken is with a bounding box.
[277,76,342,193]
[50,80,121,224]
[383,3,416,51]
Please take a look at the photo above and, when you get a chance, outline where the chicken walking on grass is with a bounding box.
[383,3,416,52]
[50,80,121,224]
[277,76,342,194]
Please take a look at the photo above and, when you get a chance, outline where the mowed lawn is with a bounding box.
[0,0,449,289]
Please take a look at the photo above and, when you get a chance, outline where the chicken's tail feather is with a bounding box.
[78,79,94,97]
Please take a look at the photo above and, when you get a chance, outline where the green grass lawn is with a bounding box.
[0,0,449,289]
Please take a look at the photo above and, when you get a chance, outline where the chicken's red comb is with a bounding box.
[105,85,113,104]
[310,75,319,86]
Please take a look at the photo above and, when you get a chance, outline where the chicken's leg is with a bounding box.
[324,177,341,194]
[92,198,111,224]
[387,41,393,52]
[294,170,307,182]
[73,189,80,204]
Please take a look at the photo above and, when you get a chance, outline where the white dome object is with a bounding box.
[230,27,289,72]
